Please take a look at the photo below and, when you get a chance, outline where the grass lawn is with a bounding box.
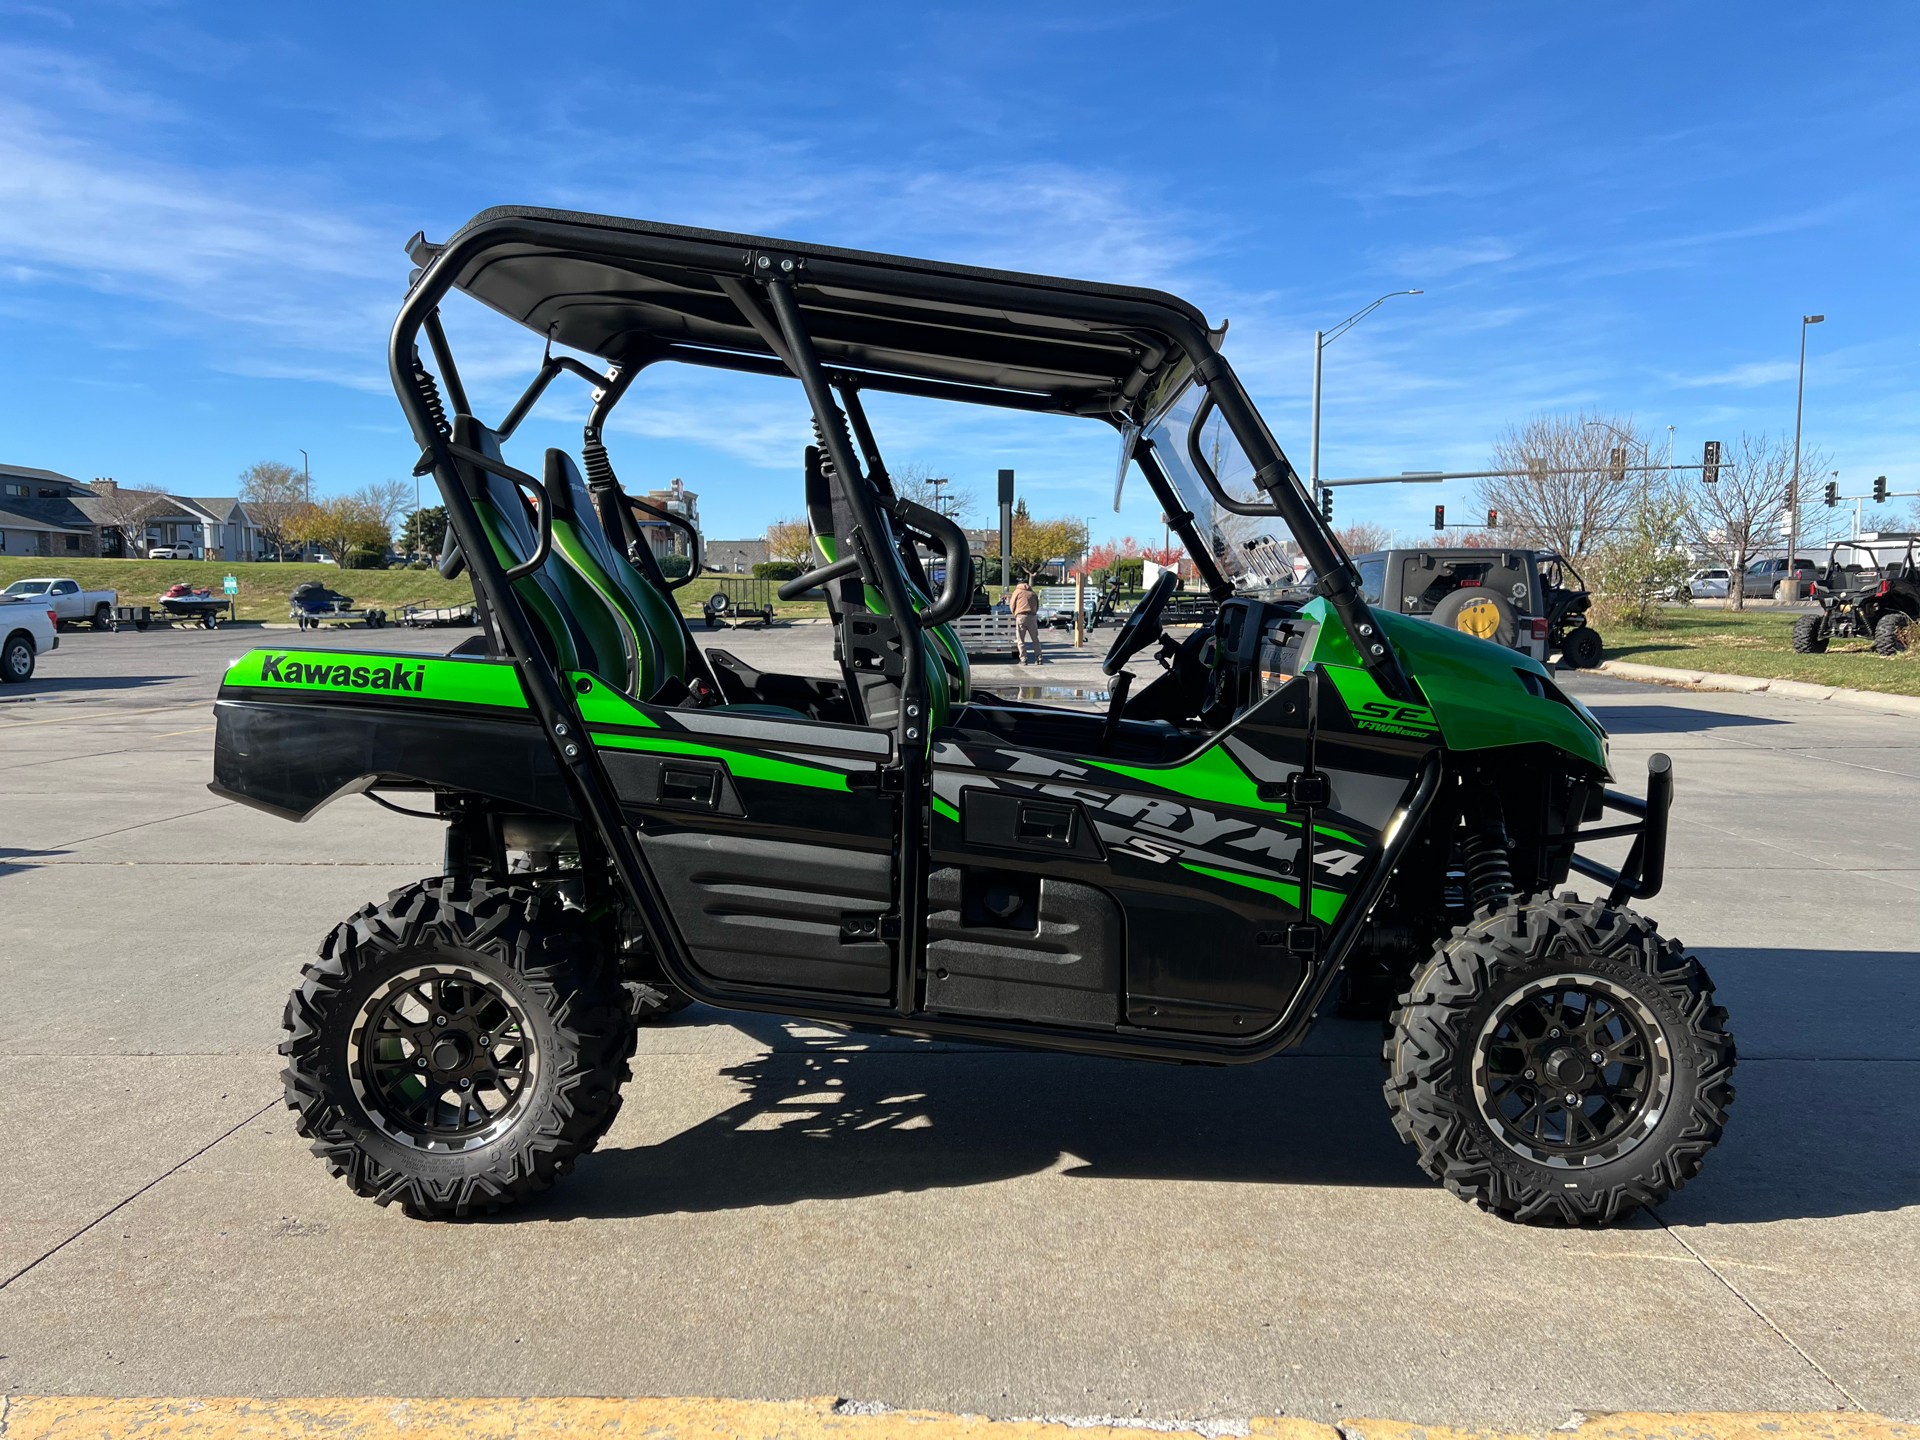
[1599,605,1920,697]
[0,557,827,624]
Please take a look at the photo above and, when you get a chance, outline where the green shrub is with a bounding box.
[1110,557,1144,588]
[753,560,805,581]
[660,553,691,578]
[341,547,390,570]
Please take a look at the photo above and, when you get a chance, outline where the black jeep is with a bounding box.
[1351,548,1601,669]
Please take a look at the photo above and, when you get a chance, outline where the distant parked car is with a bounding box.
[147,545,195,560]
[1677,566,1730,601]
[1739,556,1818,599]
[1,576,118,630]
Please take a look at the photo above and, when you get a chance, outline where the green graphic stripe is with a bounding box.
[590,729,849,791]
[1180,861,1346,924]
[1083,741,1263,810]
[568,673,659,727]
[931,794,960,823]
[223,648,529,708]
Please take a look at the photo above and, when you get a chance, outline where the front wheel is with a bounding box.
[281,878,634,1218]
[1791,613,1829,653]
[93,603,114,630]
[1384,896,1735,1225]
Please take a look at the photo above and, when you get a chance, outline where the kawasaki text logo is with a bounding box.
[258,653,426,693]
[1353,699,1435,738]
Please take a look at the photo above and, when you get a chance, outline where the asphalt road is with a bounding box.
[1,618,1914,1429]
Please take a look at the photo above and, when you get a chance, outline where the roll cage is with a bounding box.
[385,206,1416,1051]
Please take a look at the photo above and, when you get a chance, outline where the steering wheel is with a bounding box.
[1102,570,1178,677]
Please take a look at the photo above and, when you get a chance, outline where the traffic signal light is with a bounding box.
[1702,440,1721,483]
[1609,447,1627,483]
[1320,486,1332,522]
[1433,505,1445,531]
[1874,475,1889,503]
[1824,481,1838,508]
[1486,508,1499,528]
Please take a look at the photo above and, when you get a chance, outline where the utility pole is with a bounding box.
[998,469,1014,604]
[1310,290,1422,520]
[1781,314,1823,601]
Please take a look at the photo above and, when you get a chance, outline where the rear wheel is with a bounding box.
[2,633,34,683]
[1432,588,1518,647]
[1873,612,1911,656]
[1791,613,1829,654]
[1384,896,1735,1225]
[281,878,634,1218]
[1559,625,1603,669]
[93,603,114,630]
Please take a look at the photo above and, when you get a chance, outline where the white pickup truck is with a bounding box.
[1,576,119,630]
[1,597,58,682]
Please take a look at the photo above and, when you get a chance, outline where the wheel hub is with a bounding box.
[1471,971,1674,1169]
[1543,1047,1592,1089]
[348,963,539,1152]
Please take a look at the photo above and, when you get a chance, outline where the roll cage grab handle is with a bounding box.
[390,230,704,1019]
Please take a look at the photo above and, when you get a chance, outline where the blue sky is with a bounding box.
[2,2,1915,544]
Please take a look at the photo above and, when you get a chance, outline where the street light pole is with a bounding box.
[1781,314,1823,601]
[299,449,310,504]
[1309,291,1423,506]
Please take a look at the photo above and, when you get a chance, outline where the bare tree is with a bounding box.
[1683,432,1826,612]
[86,480,169,556]
[1335,520,1394,555]
[353,479,413,544]
[240,461,309,560]
[891,462,977,523]
[1478,412,1665,559]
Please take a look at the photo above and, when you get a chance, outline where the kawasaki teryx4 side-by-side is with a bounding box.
[212,208,1734,1225]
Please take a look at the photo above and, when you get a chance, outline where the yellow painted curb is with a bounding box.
[1,1398,1915,1440]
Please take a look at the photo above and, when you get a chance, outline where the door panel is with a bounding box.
[930,673,1427,1037]
[576,674,899,999]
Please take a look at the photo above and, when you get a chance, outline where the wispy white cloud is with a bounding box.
[1671,360,1799,389]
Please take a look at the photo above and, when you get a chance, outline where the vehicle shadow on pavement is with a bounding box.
[7,673,187,694]
[518,1014,1426,1223]
[1582,703,1791,732]
[519,944,1919,1227]
[0,845,71,879]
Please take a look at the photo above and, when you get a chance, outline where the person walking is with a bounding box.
[1009,578,1044,665]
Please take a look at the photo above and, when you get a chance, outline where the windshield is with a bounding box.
[3,581,50,596]
[1134,376,1297,589]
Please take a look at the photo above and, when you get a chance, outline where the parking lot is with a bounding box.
[1,620,1915,1430]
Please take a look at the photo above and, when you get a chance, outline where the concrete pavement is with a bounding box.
[1,620,1913,1428]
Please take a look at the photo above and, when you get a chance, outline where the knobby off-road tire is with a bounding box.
[282,877,635,1218]
[1559,625,1603,669]
[1873,612,1911,656]
[1791,613,1829,654]
[1384,895,1735,1225]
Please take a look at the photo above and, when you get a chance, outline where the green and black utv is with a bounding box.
[214,208,1734,1225]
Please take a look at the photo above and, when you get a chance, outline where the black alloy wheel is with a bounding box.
[1385,895,1735,1225]
[350,966,539,1149]
[282,877,634,1217]
[1559,625,1603,669]
[1473,975,1671,1168]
